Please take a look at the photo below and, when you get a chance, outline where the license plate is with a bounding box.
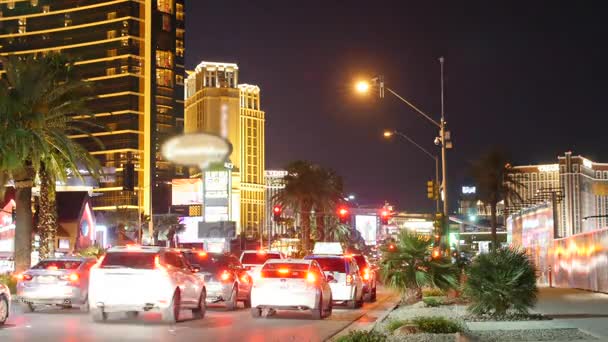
[37,276,56,283]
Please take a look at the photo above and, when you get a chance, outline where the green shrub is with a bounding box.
[412,316,465,334]
[77,245,105,258]
[464,248,537,317]
[386,319,408,333]
[336,330,387,342]
[0,273,17,294]
[423,296,443,307]
[422,288,445,297]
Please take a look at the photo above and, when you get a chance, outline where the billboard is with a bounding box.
[172,179,203,205]
[177,216,205,243]
[198,221,236,238]
[355,215,377,246]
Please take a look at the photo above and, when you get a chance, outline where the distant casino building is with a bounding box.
[510,152,608,237]
[184,61,266,235]
[265,170,287,236]
[0,0,187,216]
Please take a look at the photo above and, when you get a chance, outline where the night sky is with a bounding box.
[185,1,608,213]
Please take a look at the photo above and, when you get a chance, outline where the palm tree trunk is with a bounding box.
[490,202,498,251]
[316,214,325,242]
[301,204,312,253]
[38,164,57,259]
[13,167,34,273]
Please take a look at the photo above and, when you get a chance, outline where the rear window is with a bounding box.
[101,252,156,269]
[261,263,309,278]
[32,260,82,270]
[241,252,281,265]
[308,257,346,273]
[352,255,368,270]
[185,253,226,273]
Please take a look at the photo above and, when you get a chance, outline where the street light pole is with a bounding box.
[439,57,448,218]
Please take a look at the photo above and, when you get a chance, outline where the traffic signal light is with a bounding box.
[11,208,16,223]
[433,213,444,247]
[388,243,396,251]
[380,209,390,225]
[427,180,439,200]
[273,205,282,222]
[337,207,350,224]
[123,162,135,191]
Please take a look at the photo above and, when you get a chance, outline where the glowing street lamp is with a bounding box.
[383,130,394,138]
[355,80,370,93]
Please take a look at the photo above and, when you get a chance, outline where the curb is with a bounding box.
[326,294,400,341]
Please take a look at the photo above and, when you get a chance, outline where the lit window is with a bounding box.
[162,14,171,31]
[121,65,129,74]
[156,50,173,68]
[107,48,117,57]
[64,14,71,27]
[107,30,116,39]
[176,3,184,21]
[176,28,184,39]
[176,74,184,85]
[157,0,174,14]
[156,69,174,87]
[30,0,38,6]
[108,11,116,20]
[121,37,129,47]
[106,67,116,76]
[8,2,15,10]
[42,5,49,13]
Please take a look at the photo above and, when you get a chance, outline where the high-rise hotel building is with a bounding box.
[185,61,266,235]
[0,0,186,216]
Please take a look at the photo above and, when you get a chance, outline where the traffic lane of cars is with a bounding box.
[1,287,393,342]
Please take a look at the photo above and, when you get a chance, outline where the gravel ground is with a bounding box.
[387,333,458,342]
[472,328,596,341]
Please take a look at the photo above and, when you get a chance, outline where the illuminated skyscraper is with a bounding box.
[185,61,266,235]
[0,0,186,216]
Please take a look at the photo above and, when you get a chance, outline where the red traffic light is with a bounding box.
[338,207,349,216]
[273,205,282,214]
[388,243,396,251]
[381,210,389,217]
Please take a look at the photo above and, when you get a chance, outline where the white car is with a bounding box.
[240,250,284,278]
[89,246,206,323]
[304,255,364,309]
[250,259,332,319]
[0,282,10,325]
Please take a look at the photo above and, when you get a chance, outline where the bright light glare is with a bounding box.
[278,268,289,274]
[383,131,393,138]
[355,81,370,93]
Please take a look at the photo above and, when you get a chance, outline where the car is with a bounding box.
[0,282,10,325]
[304,254,364,309]
[350,254,377,302]
[88,245,206,323]
[239,250,284,277]
[182,250,252,310]
[16,256,96,312]
[250,259,332,319]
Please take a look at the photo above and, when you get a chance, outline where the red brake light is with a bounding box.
[69,273,79,282]
[47,265,58,271]
[241,274,250,283]
[278,268,289,275]
[363,268,370,281]
[220,270,231,282]
[257,250,267,255]
[346,274,353,285]
[15,273,32,281]
[198,251,207,257]
[306,272,316,283]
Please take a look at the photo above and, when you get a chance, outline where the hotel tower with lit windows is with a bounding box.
[0,0,186,216]
[185,62,266,235]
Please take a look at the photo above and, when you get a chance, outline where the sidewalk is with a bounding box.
[532,287,608,339]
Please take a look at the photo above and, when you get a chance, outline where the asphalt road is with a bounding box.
[0,286,397,342]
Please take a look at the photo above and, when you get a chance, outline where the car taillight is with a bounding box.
[154,255,167,273]
[278,268,289,275]
[306,272,316,284]
[220,270,232,282]
[60,273,80,283]
[241,274,250,283]
[346,274,353,285]
[363,268,370,281]
[15,273,32,281]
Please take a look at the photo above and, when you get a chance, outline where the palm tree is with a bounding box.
[313,168,344,242]
[471,148,523,251]
[0,54,100,269]
[273,161,344,253]
[380,230,459,303]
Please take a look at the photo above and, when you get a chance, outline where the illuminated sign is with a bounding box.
[538,164,559,172]
[172,179,203,205]
[162,133,233,168]
[355,215,378,246]
[582,158,593,169]
[462,186,476,194]
[265,170,288,178]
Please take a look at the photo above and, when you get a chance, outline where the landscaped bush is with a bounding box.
[336,330,387,342]
[422,287,445,297]
[77,245,105,258]
[386,319,408,333]
[0,273,17,294]
[412,316,465,334]
[422,296,443,307]
[464,248,537,317]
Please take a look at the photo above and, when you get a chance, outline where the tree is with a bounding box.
[471,148,523,251]
[152,214,185,247]
[273,161,344,253]
[0,54,99,271]
[380,230,458,304]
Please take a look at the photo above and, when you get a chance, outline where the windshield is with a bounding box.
[307,257,346,273]
[32,260,82,270]
[184,253,226,273]
[101,252,156,269]
[241,252,281,265]
[261,263,309,278]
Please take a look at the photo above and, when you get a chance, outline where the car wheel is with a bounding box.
[162,290,181,324]
[192,290,206,319]
[323,295,333,318]
[311,295,323,320]
[250,307,261,318]
[347,290,357,309]
[226,286,238,311]
[91,308,108,322]
[356,290,364,308]
[370,287,377,302]
[0,295,8,324]
[243,291,252,309]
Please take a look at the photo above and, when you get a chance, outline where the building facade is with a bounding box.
[265,170,287,236]
[0,0,186,216]
[184,61,266,235]
[510,152,608,237]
